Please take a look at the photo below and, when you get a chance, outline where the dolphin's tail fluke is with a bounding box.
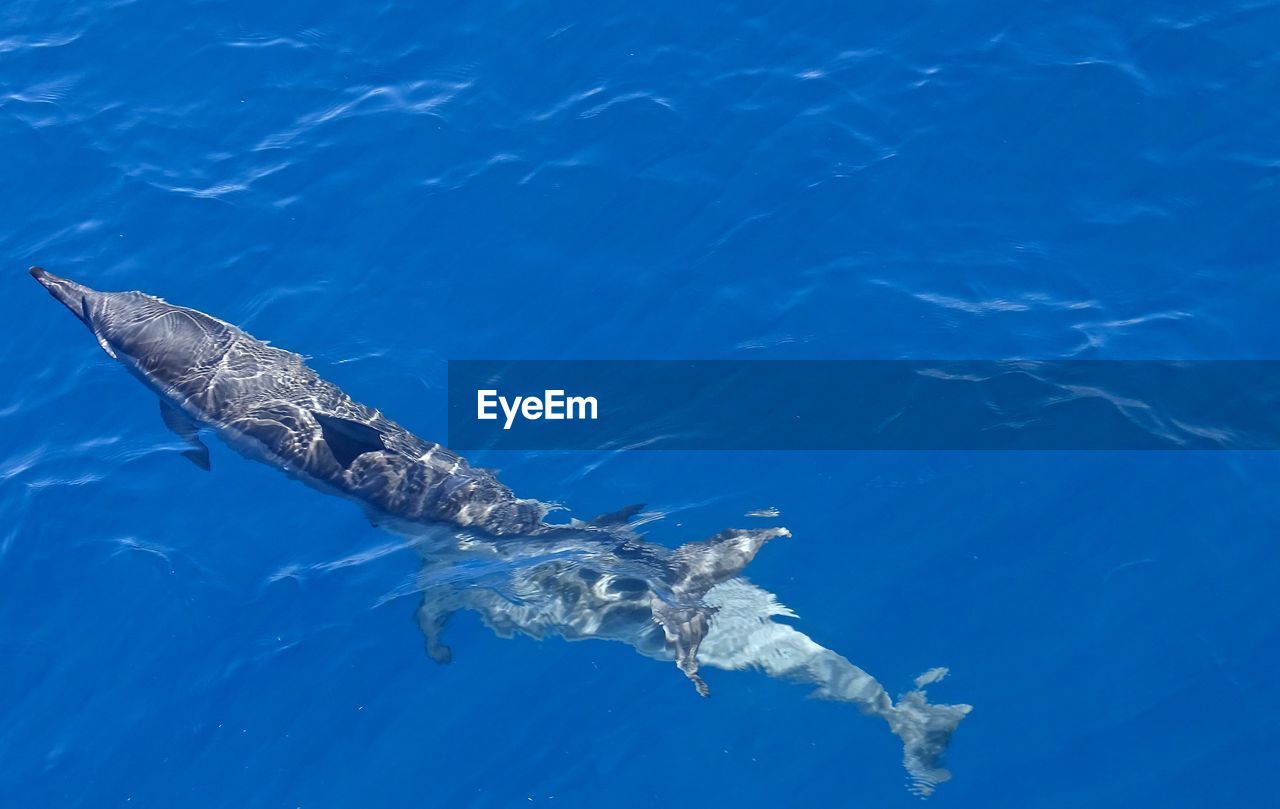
[653,527,790,696]
[887,667,972,797]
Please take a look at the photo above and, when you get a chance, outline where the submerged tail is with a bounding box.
[695,577,971,796]
[654,527,970,793]
[887,668,972,797]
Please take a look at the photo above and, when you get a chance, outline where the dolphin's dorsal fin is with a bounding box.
[313,412,386,468]
[158,400,210,471]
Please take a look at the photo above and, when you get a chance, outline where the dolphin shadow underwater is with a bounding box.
[31,267,971,796]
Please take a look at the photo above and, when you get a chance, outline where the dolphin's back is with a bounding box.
[170,319,547,535]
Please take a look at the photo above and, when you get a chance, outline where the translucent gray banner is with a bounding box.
[447,361,1280,450]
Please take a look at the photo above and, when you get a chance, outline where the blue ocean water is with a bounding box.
[3,1,1279,806]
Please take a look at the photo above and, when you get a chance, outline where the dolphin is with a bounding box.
[31,267,971,795]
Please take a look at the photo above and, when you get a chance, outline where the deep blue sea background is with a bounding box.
[3,2,1279,806]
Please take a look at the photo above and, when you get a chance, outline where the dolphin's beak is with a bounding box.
[30,267,93,323]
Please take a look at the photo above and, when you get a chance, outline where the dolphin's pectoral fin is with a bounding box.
[651,599,715,697]
[313,412,386,468]
[179,447,211,472]
[416,590,456,665]
[81,298,116,358]
[158,401,210,471]
[588,503,645,527]
[648,527,790,697]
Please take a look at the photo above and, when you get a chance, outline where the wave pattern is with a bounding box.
[2,1,1279,807]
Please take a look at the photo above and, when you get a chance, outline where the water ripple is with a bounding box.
[255,79,473,151]
[0,31,81,54]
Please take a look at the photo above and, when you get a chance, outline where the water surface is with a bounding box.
[2,1,1279,806]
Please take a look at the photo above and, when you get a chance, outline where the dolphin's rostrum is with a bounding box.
[31,267,971,795]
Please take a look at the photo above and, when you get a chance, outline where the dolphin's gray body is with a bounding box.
[30,267,545,535]
[32,267,971,795]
